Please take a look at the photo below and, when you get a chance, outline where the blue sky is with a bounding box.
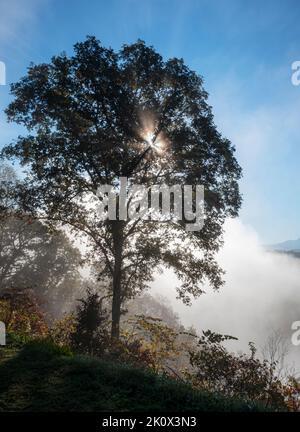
[0,0,300,243]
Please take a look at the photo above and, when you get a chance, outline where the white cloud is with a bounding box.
[151,218,300,364]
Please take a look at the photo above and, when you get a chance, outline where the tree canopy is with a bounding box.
[1,37,242,338]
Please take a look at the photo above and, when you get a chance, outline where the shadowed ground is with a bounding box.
[0,340,265,412]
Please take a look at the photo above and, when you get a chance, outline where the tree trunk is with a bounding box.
[111,221,123,339]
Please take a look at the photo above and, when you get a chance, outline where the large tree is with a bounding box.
[0,216,84,319]
[1,37,242,338]
[0,165,84,319]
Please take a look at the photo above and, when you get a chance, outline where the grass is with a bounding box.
[0,340,266,412]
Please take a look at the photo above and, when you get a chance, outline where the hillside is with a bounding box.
[0,340,264,412]
[267,238,300,252]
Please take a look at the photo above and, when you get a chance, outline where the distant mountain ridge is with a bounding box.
[268,238,300,252]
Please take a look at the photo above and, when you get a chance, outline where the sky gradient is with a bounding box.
[0,0,300,243]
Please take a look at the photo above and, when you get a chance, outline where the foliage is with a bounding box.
[108,337,156,370]
[70,289,110,356]
[186,330,286,410]
[0,163,17,214]
[0,287,299,411]
[282,377,300,412]
[124,294,198,372]
[0,199,84,320]
[1,37,242,338]
[0,288,48,339]
[0,341,266,412]
[121,315,180,372]
[49,313,77,347]
[105,313,195,378]
[19,338,73,360]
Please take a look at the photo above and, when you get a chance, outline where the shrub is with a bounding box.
[49,313,77,347]
[0,288,48,339]
[20,338,72,360]
[282,377,300,411]
[186,330,286,410]
[119,315,181,372]
[70,289,110,356]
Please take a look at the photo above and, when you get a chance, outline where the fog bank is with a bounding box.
[151,219,300,362]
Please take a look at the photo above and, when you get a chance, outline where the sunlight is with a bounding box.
[143,128,165,154]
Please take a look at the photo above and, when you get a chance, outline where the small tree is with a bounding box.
[1,37,242,338]
[71,289,109,356]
